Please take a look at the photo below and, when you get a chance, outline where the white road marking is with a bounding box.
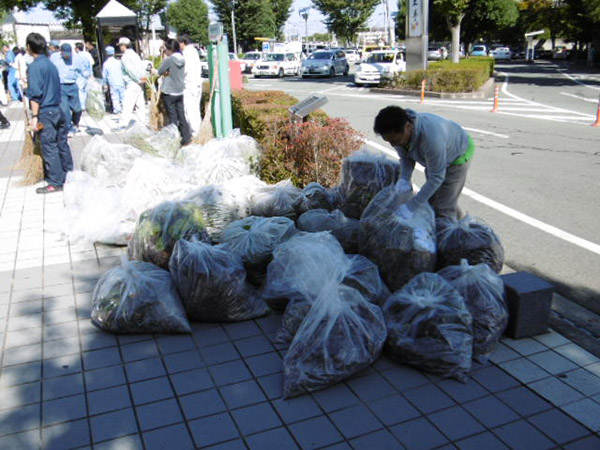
[364,139,600,256]
[463,127,509,139]
[560,92,599,103]
[318,85,346,94]
[557,70,600,91]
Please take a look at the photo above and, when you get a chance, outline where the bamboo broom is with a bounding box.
[147,77,166,131]
[15,98,44,185]
[194,76,217,145]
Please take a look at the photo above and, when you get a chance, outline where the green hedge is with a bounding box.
[384,57,494,93]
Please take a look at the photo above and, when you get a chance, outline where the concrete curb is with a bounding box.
[369,77,496,99]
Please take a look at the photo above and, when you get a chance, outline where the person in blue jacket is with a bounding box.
[25,32,73,194]
[50,43,88,135]
[374,105,475,220]
[102,46,125,115]
[5,46,22,102]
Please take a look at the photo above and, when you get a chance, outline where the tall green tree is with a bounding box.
[517,0,566,48]
[168,0,209,44]
[395,0,406,41]
[311,0,380,45]
[210,0,277,51]
[271,0,293,39]
[460,0,518,50]
[0,0,167,41]
[431,0,470,62]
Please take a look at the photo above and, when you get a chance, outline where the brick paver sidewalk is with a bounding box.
[1,103,599,449]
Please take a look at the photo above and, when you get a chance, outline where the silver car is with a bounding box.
[301,50,349,78]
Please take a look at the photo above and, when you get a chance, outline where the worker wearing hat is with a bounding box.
[117,36,147,128]
[50,42,89,135]
[102,45,124,115]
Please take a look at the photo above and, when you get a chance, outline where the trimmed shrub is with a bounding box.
[231,90,362,188]
[385,57,493,93]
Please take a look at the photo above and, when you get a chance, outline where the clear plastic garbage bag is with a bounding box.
[220,216,297,286]
[122,156,196,217]
[293,182,335,215]
[262,232,349,311]
[124,123,181,159]
[360,186,437,291]
[276,252,390,345]
[438,260,508,357]
[334,149,400,219]
[296,209,359,254]
[250,179,303,219]
[436,215,505,273]
[169,239,268,322]
[283,282,387,398]
[80,135,144,185]
[91,257,191,334]
[383,272,473,381]
[343,254,391,306]
[184,184,251,242]
[86,78,105,121]
[62,171,136,245]
[127,201,210,269]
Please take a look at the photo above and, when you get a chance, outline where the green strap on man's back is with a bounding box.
[451,135,475,165]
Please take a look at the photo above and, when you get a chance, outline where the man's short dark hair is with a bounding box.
[26,33,47,56]
[75,42,84,52]
[164,38,180,53]
[177,35,191,45]
[374,105,410,135]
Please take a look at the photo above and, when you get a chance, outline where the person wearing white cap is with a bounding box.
[102,46,124,115]
[117,37,147,127]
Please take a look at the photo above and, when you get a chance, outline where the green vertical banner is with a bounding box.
[208,44,222,139]
[217,36,233,137]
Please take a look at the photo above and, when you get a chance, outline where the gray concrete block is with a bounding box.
[501,272,553,338]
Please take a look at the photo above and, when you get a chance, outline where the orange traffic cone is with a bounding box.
[490,85,499,113]
[420,79,426,103]
[592,95,600,127]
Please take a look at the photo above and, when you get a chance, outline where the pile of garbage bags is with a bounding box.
[83,134,511,397]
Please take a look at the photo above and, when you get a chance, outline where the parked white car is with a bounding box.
[354,50,406,86]
[252,52,301,78]
[491,47,512,60]
[344,48,360,64]
[240,51,262,73]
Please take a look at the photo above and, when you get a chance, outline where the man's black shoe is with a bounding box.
[36,185,63,194]
[0,122,10,129]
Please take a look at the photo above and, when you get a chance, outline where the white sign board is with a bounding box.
[408,0,423,38]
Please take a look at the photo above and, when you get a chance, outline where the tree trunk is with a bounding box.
[448,15,464,64]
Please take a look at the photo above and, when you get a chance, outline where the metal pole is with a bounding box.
[231,1,238,55]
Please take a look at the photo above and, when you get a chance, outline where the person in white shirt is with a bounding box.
[117,37,147,128]
[177,35,202,137]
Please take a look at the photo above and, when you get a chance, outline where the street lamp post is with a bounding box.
[231,0,238,54]
[299,7,310,48]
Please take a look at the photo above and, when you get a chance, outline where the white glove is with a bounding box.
[396,179,413,193]
[397,204,414,220]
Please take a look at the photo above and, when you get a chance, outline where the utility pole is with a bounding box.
[231,0,238,54]
[300,7,310,47]
[388,0,395,47]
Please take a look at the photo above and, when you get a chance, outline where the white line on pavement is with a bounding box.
[560,92,599,103]
[364,139,600,256]
[463,127,509,139]
[318,86,346,94]
[557,70,600,91]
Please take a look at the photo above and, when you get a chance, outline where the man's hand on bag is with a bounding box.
[395,178,413,193]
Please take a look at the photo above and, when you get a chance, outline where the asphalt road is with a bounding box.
[244,60,600,313]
